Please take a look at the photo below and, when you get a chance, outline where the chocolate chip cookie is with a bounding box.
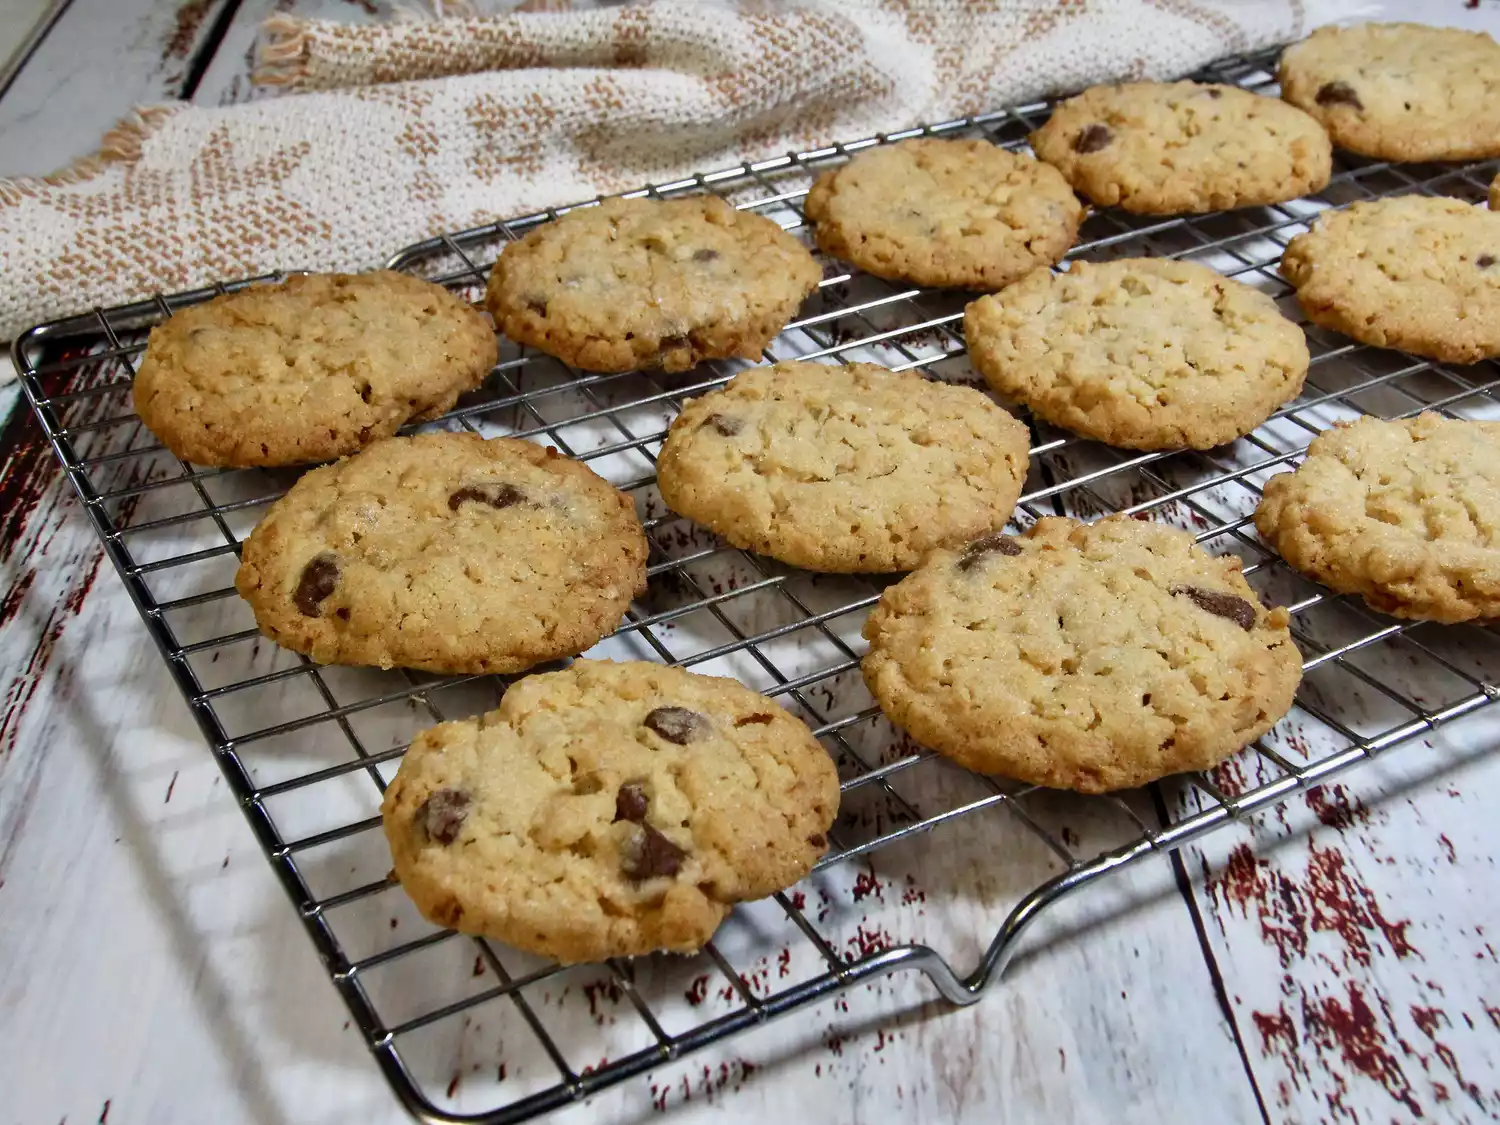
[1280,196,1500,364]
[1255,413,1500,623]
[486,196,820,373]
[1030,81,1332,214]
[862,516,1301,792]
[133,272,497,467]
[965,259,1308,450]
[656,361,1031,572]
[802,138,1084,289]
[381,659,840,963]
[235,433,647,674]
[1278,23,1500,162]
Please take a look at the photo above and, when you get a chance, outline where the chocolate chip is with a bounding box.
[417,788,471,844]
[1171,585,1258,631]
[1478,254,1496,270]
[956,532,1022,571]
[448,484,526,511]
[1315,81,1362,111]
[614,780,649,823]
[1206,87,1223,99]
[734,712,775,726]
[693,248,719,262]
[807,833,826,848]
[294,554,339,617]
[659,334,689,351]
[643,706,707,744]
[1073,123,1113,153]
[703,413,743,437]
[621,823,686,879]
[526,297,548,316]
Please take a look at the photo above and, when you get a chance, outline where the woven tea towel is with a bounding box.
[0,0,1365,343]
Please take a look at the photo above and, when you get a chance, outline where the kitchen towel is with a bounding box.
[0,0,1366,343]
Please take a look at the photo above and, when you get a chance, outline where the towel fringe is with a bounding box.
[0,105,180,207]
[252,13,313,88]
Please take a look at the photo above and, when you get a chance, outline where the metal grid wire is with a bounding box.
[15,44,1500,1125]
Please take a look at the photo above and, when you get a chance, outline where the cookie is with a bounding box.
[1030,81,1332,215]
[1491,173,1499,211]
[656,361,1031,572]
[1255,413,1500,623]
[133,272,497,468]
[965,259,1308,451]
[235,433,647,674]
[862,516,1301,792]
[1280,196,1500,364]
[485,196,820,374]
[1278,23,1500,163]
[381,659,840,963]
[802,138,1084,289]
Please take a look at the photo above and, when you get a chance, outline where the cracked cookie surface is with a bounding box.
[1255,413,1500,623]
[1030,81,1331,215]
[381,659,840,963]
[235,433,647,674]
[1280,196,1500,364]
[133,272,497,468]
[1278,23,1500,162]
[485,196,820,373]
[862,516,1301,792]
[965,258,1308,450]
[803,138,1083,290]
[656,361,1031,572]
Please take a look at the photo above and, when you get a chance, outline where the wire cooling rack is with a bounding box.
[15,43,1500,1125]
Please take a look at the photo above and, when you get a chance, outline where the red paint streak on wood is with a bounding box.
[1251,1005,1298,1055]
[683,975,709,1006]
[1303,981,1422,1114]
[1410,1004,1444,1038]
[164,770,178,803]
[97,1101,110,1125]
[446,1072,460,1099]
[163,0,215,61]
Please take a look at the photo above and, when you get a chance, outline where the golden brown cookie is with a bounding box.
[132,272,496,468]
[656,361,1031,572]
[485,196,820,373]
[235,433,647,674]
[1030,81,1332,215]
[1255,413,1500,623]
[965,259,1308,450]
[803,138,1083,289]
[1280,196,1500,364]
[381,659,840,963]
[862,517,1301,792]
[1278,23,1500,162]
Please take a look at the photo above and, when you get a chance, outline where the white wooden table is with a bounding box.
[2,3,1499,1125]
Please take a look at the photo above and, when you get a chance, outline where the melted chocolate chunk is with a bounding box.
[418,788,472,844]
[956,532,1022,571]
[735,712,775,727]
[693,248,720,262]
[1478,254,1496,270]
[1073,123,1113,153]
[622,823,686,879]
[1206,87,1223,99]
[294,554,339,617]
[526,297,548,316]
[1171,585,1258,631]
[643,706,707,744]
[1315,81,1363,110]
[703,413,743,437]
[614,780,649,823]
[807,833,826,848]
[448,484,526,512]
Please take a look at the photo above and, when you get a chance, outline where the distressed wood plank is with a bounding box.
[0,0,236,178]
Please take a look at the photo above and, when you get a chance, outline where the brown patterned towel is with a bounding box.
[0,0,1363,342]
